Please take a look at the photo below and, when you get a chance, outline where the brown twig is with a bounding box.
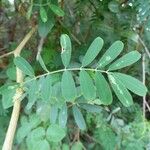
[2,27,37,150]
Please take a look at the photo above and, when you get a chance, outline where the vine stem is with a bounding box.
[23,68,107,85]
[2,27,37,150]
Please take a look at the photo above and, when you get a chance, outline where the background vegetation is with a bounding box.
[0,0,150,150]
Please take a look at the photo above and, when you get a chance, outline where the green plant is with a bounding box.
[0,33,147,148]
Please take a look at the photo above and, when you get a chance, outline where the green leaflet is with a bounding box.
[71,141,83,150]
[50,105,58,124]
[26,4,33,19]
[95,72,112,105]
[98,41,124,68]
[46,124,66,142]
[32,140,50,150]
[72,105,86,130]
[59,103,68,127]
[14,56,35,77]
[108,74,133,107]
[17,114,41,143]
[38,16,54,38]
[26,80,38,110]
[79,70,96,100]
[49,4,65,17]
[79,103,102,113]
[108,51,141,71]
[61,71,77,101]
[1,85,17,109]
[40,6,47,23]
[82,37,104,67]
[26,127,50,150]
[113,73,147,96]
[38,55,49,72]
[60,34,72,67]
[41,75,52,101]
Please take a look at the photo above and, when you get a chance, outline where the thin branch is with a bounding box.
[2,27,37,150]
[138,36,150,59]
[0,51,14,59]
[142,54,146,118]
[36,37,45,60]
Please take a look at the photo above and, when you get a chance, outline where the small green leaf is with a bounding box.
[46,124,66,142]
[50,105,58,124]
[26,4,33,19]
[82,37,104,67]
[79,70,96,100]
[49,4,65,17]
[33,140,50,150]
[71,141,83,150]
[72,105,86,130]
[41,75,52,101]
[1,85,17,109]
[59,103,68,127]
[113,73,147,96]
[40,6,48,23]
[108,74,133,107]
[38,17,54,38]
[26,80,38,110]
[14,57,34,77]
[108,51,141,71]
[60,34,72,67]
[79,103,102,113]
[38,55,49,72]
[108,1,119,13]
[98,41,124,68]
[95,72,113,105]
[61,71,77,101]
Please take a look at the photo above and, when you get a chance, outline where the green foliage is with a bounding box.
[0,0,150,149]
[14,57,35,77]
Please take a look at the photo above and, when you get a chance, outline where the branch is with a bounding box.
[138,36,150,59]
[2,27,37,150]
[142,54,146,118]
[0,51,14,59]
